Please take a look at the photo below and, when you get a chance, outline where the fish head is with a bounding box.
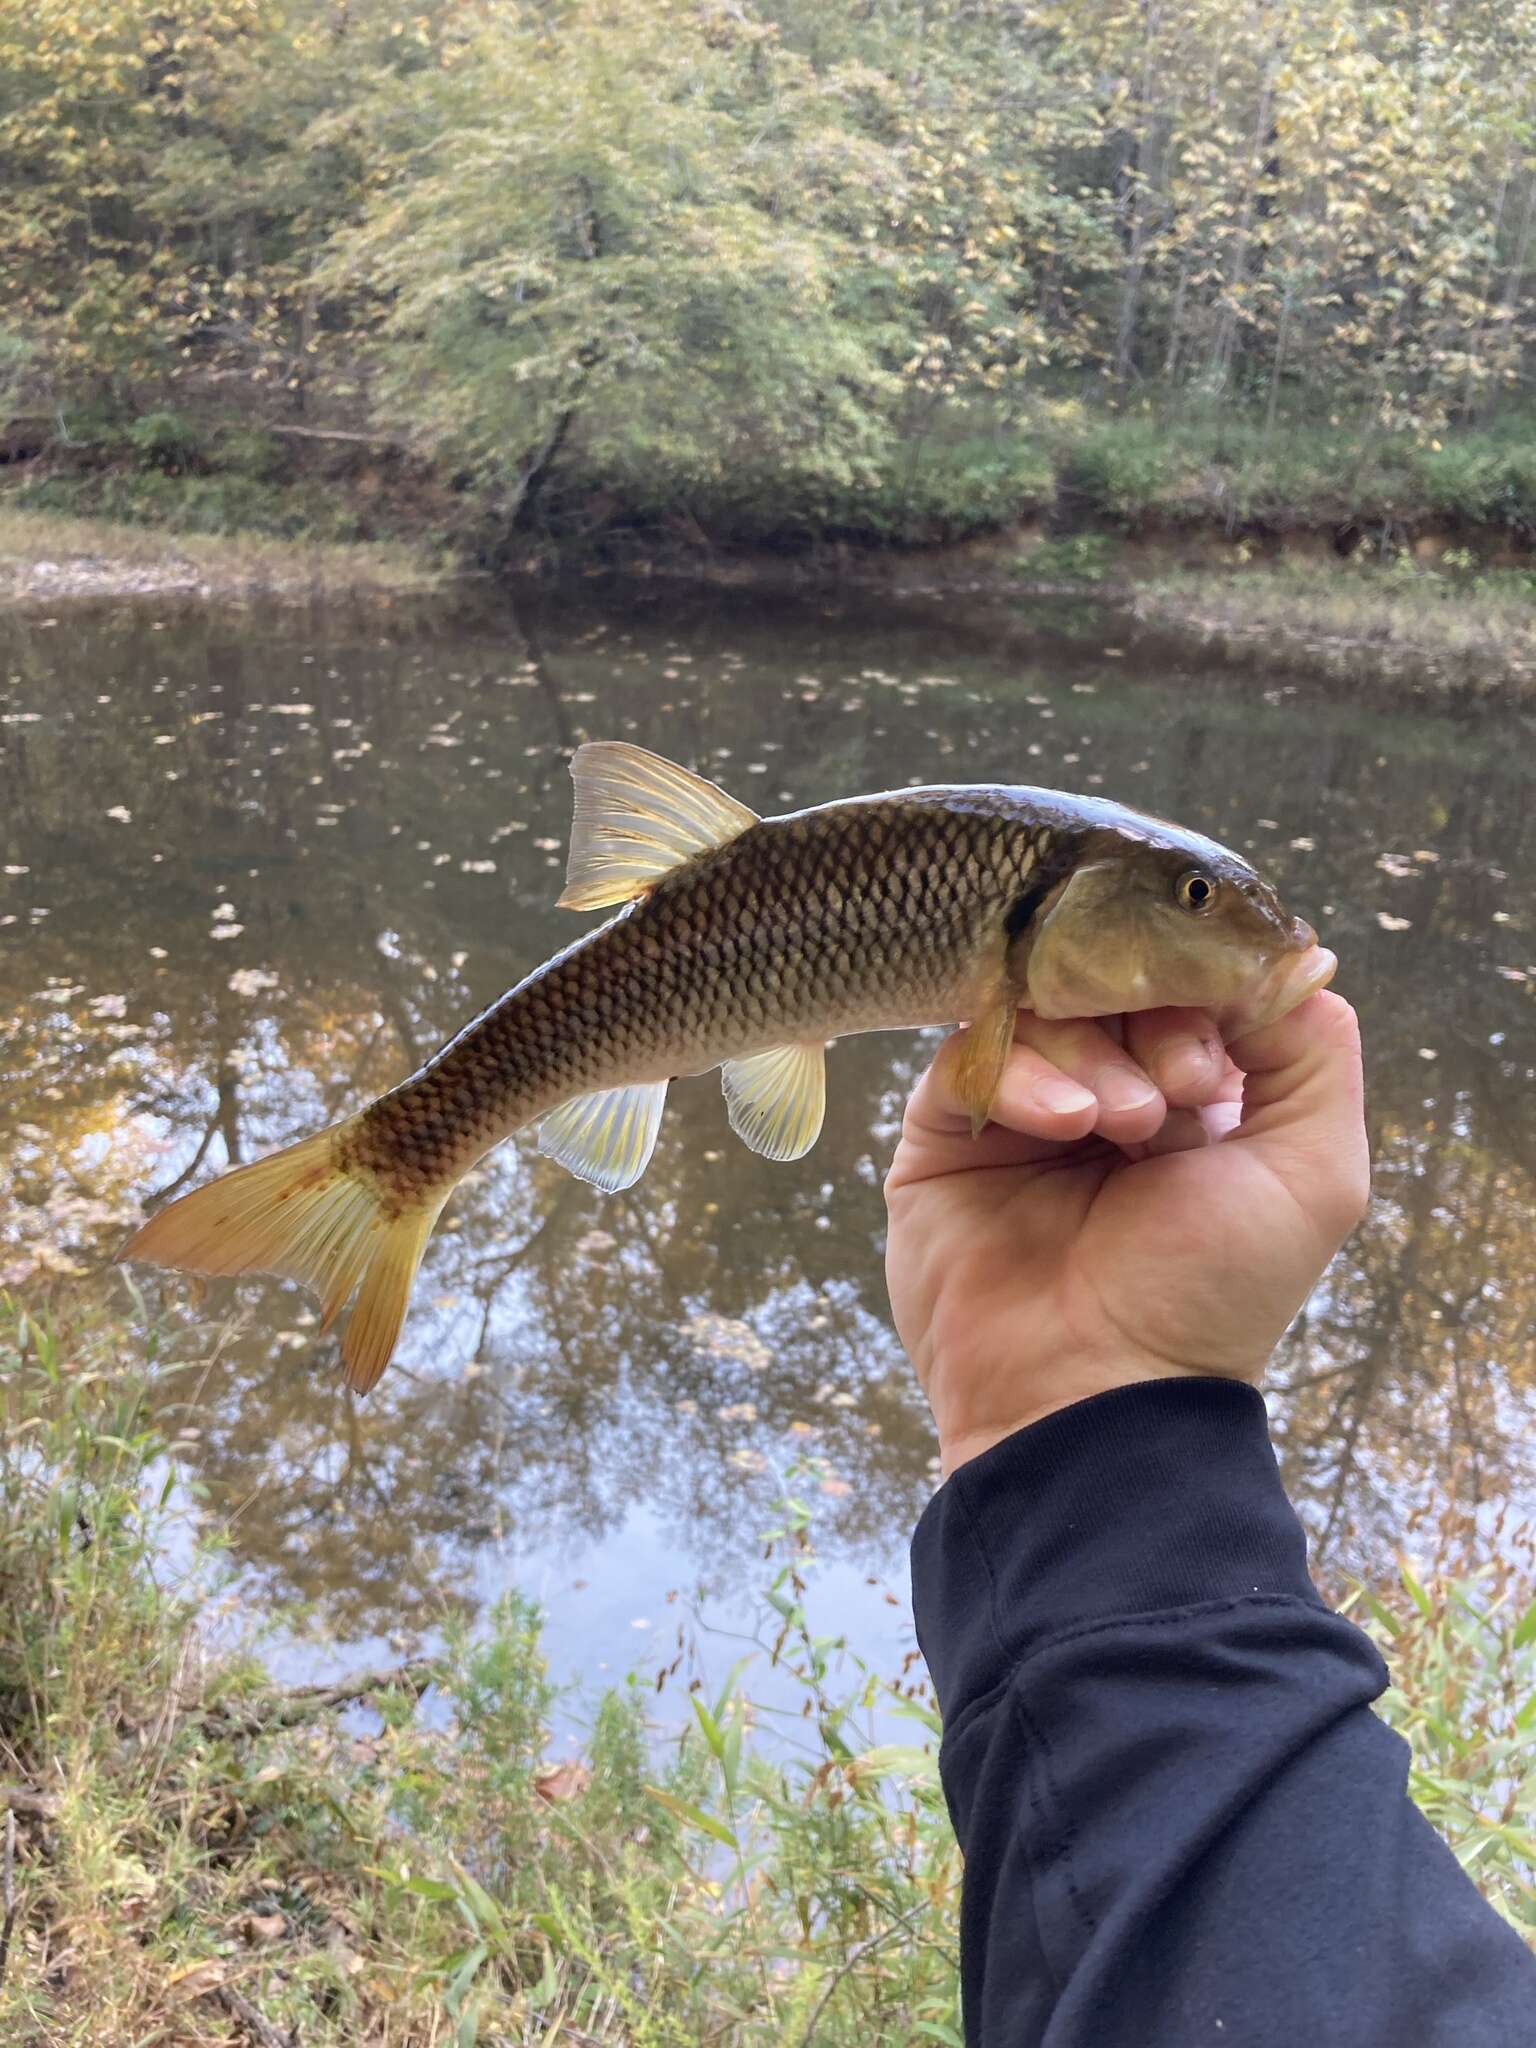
[1020,823,1336,1035]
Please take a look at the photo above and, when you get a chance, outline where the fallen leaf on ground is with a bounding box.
[534,1760,592,1804]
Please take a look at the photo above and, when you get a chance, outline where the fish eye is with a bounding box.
[1175,869,1218,914]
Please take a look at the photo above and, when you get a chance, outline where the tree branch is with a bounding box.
[267,423,405,449]
[194,1658,437,1738]
[0,1787,58,1824]
[0,1810,16,1989]
[207,1981,298,2048]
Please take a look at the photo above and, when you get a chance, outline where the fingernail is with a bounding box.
[1033,1075,1097,1116]
[1095,1066,1160,1113]
[1161,1040,1219,1096]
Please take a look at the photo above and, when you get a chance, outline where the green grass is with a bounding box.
[11,469,370,545]
[535,404,1536,560]
[1,1290,1530,2044]
[1043,406,1536,534]
[10,387,1536,577]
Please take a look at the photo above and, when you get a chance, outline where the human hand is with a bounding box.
[884,993,1369,1477]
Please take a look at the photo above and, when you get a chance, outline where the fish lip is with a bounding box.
[1218,943,1338,1037]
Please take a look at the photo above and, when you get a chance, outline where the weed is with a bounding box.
[0,1292,1529,2043]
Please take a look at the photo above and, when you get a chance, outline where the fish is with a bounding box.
[119,741,1336,1393]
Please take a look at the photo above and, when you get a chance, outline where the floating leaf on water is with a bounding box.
[1376,913,1412,931]
[210,924,244,939]
[1290,836,1315,851]
[1375,854,1417,879]
[227,967,278,997]
[106,805,132,823]
[727,1447,766,1473]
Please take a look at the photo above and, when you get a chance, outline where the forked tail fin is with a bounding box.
[117,1124,446,1394]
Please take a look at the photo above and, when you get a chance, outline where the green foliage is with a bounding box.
[4,0,1536,546]
[1415,433,1536,531]
[0,1288,196,1740]
[1,1292,1530,2046]
[1355,1536,1536,1933]
[122,409,205,472]
[1024,533,1121,583]
[322,0,915,528]
[1054,417,1186,526]
[13,469,367,541]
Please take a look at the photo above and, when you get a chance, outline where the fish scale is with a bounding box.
[353,794,1047,1208]
[121,744,1331,1393]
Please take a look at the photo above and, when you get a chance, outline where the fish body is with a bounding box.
[121,745,1335,1392]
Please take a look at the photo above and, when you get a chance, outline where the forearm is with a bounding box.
[911,1379,1536,2048]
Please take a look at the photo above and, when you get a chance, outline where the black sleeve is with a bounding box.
[910,1378,1536,2048]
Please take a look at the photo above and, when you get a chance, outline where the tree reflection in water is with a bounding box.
[2,584,1532,1644]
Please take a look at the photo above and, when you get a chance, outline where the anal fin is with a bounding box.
[946,1001,1018,1137]
[538,1080,669,1191]
[721,1043,826,1162]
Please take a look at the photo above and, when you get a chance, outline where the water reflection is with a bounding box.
[2,584,1533,1648]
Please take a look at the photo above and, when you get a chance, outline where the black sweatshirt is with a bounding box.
[910,1378,1536,2048]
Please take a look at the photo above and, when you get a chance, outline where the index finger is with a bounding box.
[892,1023,1101,1184]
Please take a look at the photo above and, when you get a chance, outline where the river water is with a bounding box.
[3,580,1534,1690]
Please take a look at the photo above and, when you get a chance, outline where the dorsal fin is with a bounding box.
[558,741,759,911]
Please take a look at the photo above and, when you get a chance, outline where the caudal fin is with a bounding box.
[118,1126,445,1394]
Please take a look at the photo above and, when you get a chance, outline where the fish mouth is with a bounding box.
[1218,939,1338,1037]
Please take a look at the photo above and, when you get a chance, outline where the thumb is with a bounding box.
[1226,991,1371,1244]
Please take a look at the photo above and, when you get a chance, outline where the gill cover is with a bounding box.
[1023,862,1165,1018]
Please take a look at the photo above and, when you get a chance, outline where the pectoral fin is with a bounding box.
[538,1080,669,1191]
[558,741,759,911]
[946,1000,1018,1138]
[721,1043,826,1161]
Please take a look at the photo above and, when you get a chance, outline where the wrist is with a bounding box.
[931,1358,1220,1477]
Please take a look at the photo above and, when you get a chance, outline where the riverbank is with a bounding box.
[1,1292,1531,2045]
[1128,558,1536,697]
[0,508,450,608]
[4,492,1536,700]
